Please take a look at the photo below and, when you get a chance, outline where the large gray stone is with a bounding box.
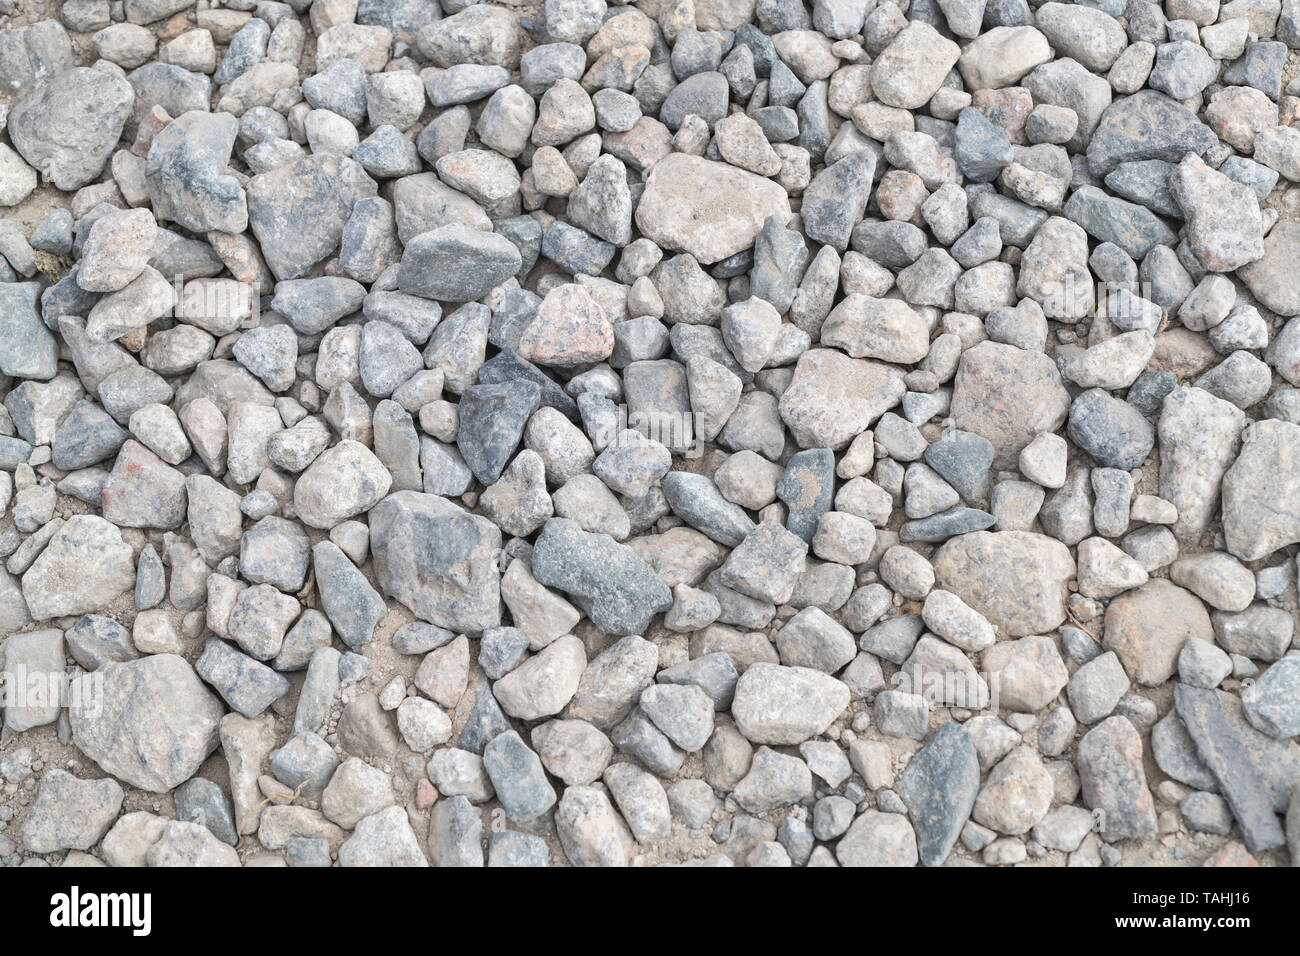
[69,654,224,793]
[370,491,502,635]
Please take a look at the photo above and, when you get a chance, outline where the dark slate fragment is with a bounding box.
[530,518,673,636]
[924,429,994,507]
[476,350,579,422]
[896,722,980,866]
[1067,389,1155,470]
[777,447,834,543]
[955,106,1013,183]
[1175,684,1293,853]
[51,400,128,471]
[661,472,756,547]
[456,380,542,485]
[899,507,996,542]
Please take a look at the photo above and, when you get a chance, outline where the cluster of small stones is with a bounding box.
[0,0,1299,869]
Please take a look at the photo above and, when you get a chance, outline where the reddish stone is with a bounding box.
[415,779,439,810]
[972,88,1034,144]
[1202,842,1259,867]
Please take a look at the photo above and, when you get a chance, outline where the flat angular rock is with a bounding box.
[715,521,809,605]
[22,515,136,620]
[21,770,124,853]
[801,149,877,252]
[240,516,311,592]
[896,723,979,866]
[1169,154,1264,273]
[1158,386,1245,544]
[197,638,291,717]
[313,541,386,648]
[1103,580,1212,687]
[1076,716,1157,841]
[0,282,57,381]
[8,67,133,190]
[456,380,541,485]
[1086,91,1217,177]
[1241,221,1300,317]
[870,21,960,109]
[661,472,756,547]
[951,341,1069,468]
[370,491,502,635]
[530,517,672,636]
[493,635,586,721]
[1176,684,1295,852]
[779,348,906,450]
[69,654,224,792]
[1241,657,1300,741]
[339,806,428,867]
[634,153,792,265]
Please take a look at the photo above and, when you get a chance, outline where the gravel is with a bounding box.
[0,0,1297,871]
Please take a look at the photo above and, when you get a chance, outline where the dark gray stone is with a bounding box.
[896,722,980,866]
[530,517,673,636]
[456,380,542,485]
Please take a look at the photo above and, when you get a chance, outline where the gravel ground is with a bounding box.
[0,0,1298,869]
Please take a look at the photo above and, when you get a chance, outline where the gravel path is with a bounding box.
[0,0,1298,868]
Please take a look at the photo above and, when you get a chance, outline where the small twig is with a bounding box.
[1065,606,1098,641]
[249,778,308,814]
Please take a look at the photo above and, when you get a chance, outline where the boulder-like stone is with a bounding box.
[69,654,224,792]
[530,518,672,636]
[779,348,906,450]
[247,153,378,280]
[21,770,124,853]
[8,67,134,190]
[21,515,136,620]
[146,110,248,234]
[634,153,792,265]
[370,491,502,635]
[951,341,1070,468]
[931,531,1074,637]
[397,224,523,302]
[1103,580,1213,687]
[1158,386,1245,544]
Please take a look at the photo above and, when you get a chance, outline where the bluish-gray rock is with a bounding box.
[1085,90,1217,177]
[777,448,835,542]
[369,491,502,635]
[924,429,994,507]
[456,380,542,485]
[896,722,980,866]
[661,472,756,547]
[955,107,1013,183]
[196,638,291,718]
[397,223,523,302]
[1067,389,1155,470]
[530,518,673,636]
[313,541,386,649]
[174,777,238,846]
[802,148,877,251]
[483,730,557,822]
